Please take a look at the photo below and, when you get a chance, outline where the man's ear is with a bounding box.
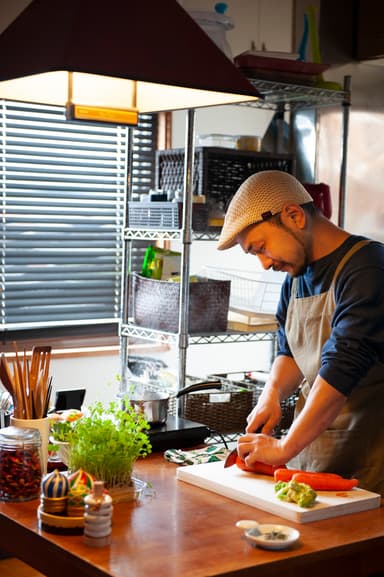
[281,204,306,227]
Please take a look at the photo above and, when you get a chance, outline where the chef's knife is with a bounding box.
[224,426,263,468]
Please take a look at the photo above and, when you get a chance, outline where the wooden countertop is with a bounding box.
[0,453,383,577]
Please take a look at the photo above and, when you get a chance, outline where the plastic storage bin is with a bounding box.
[155,147,295,222]
[128,201,209,231]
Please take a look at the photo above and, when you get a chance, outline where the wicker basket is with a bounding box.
[178,382,254,434]
[131,273,230,333]
[211,370,299,438]
[156,147,295,215]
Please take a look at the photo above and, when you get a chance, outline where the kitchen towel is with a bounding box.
[164,444,230,465]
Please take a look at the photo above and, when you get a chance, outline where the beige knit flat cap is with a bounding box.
[217,170,312,250]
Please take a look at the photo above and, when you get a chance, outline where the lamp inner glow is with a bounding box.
[0,70,258,119]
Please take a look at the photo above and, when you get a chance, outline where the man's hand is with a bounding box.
[246,355,303,435]
[237,433,288,467]
[240,377,348,470]
[245,387,282,435]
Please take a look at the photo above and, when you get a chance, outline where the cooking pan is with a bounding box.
[128,380,222,427]
[176,380,223,399]
[129,390,170,426]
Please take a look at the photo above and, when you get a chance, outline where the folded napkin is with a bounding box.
[164,445,230,465]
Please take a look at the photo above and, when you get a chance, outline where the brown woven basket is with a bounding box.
[211,371,299,438]
[178,382,253,434]
[131,273,230,333]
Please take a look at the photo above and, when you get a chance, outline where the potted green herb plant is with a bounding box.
[51,399,152,502]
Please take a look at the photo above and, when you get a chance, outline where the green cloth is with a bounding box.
[164,445,230,465]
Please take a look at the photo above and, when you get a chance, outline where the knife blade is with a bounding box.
[224,448,238,468]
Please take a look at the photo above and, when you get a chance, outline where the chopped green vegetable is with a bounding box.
[274,480,317,508]
[263,530,287,541]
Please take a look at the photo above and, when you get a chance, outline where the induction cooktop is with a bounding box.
[147,415,210,452]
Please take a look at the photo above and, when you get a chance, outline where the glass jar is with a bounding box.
[189,9,234,60]
[0,425,42,502]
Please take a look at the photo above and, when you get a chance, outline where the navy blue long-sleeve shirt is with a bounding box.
[276,235,384,396]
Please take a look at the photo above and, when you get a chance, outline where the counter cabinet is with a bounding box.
[0,453,382,577]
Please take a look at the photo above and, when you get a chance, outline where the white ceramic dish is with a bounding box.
[244,523,300,550]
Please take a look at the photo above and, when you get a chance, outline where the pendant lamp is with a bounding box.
[0,0,260,124]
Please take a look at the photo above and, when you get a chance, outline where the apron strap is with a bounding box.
[330,239,371,287]
[291,239,371,298]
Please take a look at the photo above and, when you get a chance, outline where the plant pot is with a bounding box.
[107,477,148,504]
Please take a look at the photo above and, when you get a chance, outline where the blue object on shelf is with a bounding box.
[215,2,228,14]
[297,13,309,61]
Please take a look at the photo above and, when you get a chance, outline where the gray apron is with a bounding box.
[286,240,384,495]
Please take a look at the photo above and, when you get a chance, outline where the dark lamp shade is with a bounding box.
[0,0,260,115]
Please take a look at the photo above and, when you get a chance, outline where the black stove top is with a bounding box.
[147,415,210,452]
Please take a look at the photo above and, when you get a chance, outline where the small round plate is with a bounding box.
[244,524,300,550]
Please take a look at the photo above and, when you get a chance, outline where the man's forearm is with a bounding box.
[280,376,348,461]
[267,354,304,401]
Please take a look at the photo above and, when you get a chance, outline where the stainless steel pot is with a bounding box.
[128,380,222,427]
[129,390,169,426]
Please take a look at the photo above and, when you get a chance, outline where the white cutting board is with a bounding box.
[177,461,381,523]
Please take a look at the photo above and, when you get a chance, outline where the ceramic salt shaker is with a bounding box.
[41,468,69,514]
[83,480,113,547]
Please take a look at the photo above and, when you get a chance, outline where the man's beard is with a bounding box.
[276,221,309,277]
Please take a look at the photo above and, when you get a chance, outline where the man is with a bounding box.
[217,170,384,495]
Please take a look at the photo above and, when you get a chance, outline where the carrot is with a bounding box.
[236,456,286,476]
[292,472,359,491]
[274,468,345,483]
[274,468,303,482]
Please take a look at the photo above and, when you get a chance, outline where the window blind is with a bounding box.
[129,113,159,275]
[0,100,157,331]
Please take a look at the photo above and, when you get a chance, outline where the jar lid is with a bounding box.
[0,425,41,446]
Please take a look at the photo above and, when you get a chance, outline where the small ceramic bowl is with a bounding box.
[244,524,300,550]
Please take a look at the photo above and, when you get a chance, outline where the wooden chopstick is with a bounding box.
[0,344,52,420]
[43,377,53,418]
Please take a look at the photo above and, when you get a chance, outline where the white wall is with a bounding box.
[179,0,294,56]
[50,353,121,407]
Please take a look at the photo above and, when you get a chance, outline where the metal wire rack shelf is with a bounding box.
[242,78,349,111]
[125,228,222,242]
[125,228,181,241]
[121,322,277,346]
